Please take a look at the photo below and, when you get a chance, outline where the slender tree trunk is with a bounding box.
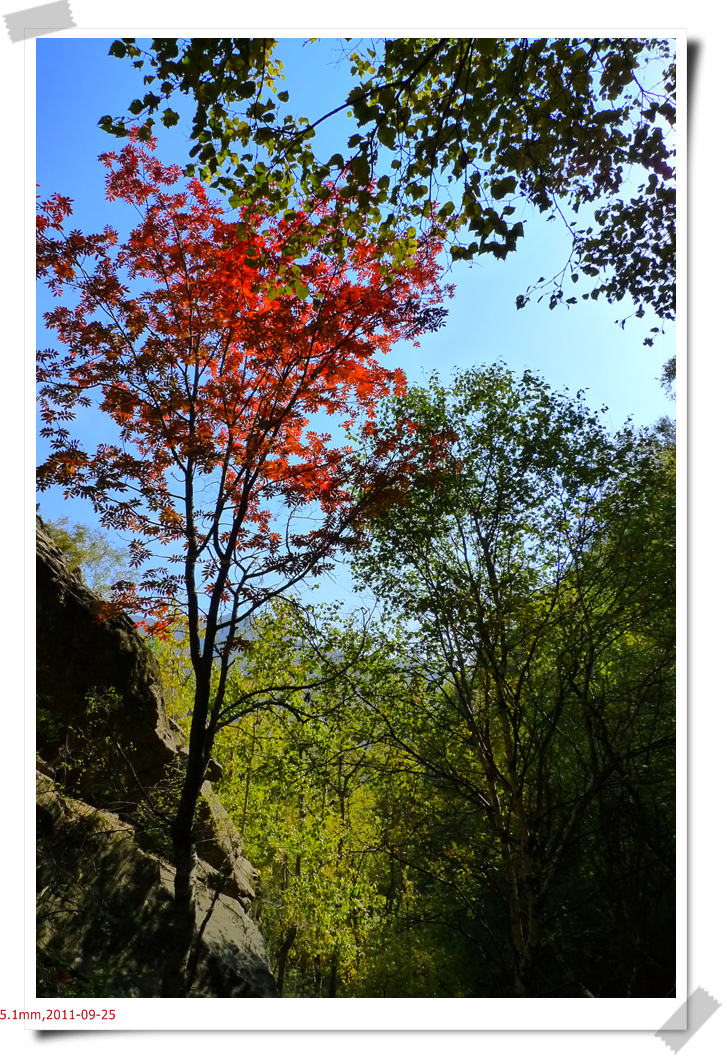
[313,954,323,997]
[327,947,339,997]
[161,677,212,996]
[162,811,198,996]
[276,925,298,996]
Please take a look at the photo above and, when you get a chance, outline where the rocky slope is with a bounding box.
[36,516,277,998]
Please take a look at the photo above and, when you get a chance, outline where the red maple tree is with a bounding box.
[36,138,452,994]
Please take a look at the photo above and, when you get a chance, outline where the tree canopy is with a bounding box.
[343,365,676,996]
[197,367,676,997]
[100,37,676,350]
[36,136,451,995]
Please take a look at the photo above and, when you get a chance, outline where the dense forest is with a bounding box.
[155,368,675,999]
[37,36,676,998]
[42,364,675,997]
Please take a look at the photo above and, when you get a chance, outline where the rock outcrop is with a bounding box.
[36,516,277,998]
[36,517,182,799]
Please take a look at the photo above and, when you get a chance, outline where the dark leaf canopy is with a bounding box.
[101,36,676,339]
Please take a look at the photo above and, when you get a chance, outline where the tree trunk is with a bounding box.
[511,880,541,998]
[276,925,298,997]
[327,947,339,997]
[161,682,211,996]
[162,822,198,996]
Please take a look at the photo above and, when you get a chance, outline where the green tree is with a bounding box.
[208,601,390,996]
[41,514,132,596]
[346,364,676,996]
[102,37,675,349]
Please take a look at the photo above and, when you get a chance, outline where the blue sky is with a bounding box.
[36,36,676,602]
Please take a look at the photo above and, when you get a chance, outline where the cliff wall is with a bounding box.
[36,516,277,998]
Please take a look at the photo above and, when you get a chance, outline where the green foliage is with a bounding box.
[207,602,384,995]
[146,623,195,738]
[41,363,675,996]
[344,364,675,995]
[37,955,119,999]
[169,366,675,995]
[49,687,132,806]
[36,700,63,750]
[41,515,132,597]
[103,36,676,348]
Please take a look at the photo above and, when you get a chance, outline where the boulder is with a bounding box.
[37,772,277,998]
[176,745,225,784]
[36,515,183,803]
[194,781,259,910]
[36,516,277,997]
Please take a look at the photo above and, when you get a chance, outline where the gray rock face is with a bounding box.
[36,517,277,998]
[36,516,183,801]
[37,773,277,997]
[195,781,259,911]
